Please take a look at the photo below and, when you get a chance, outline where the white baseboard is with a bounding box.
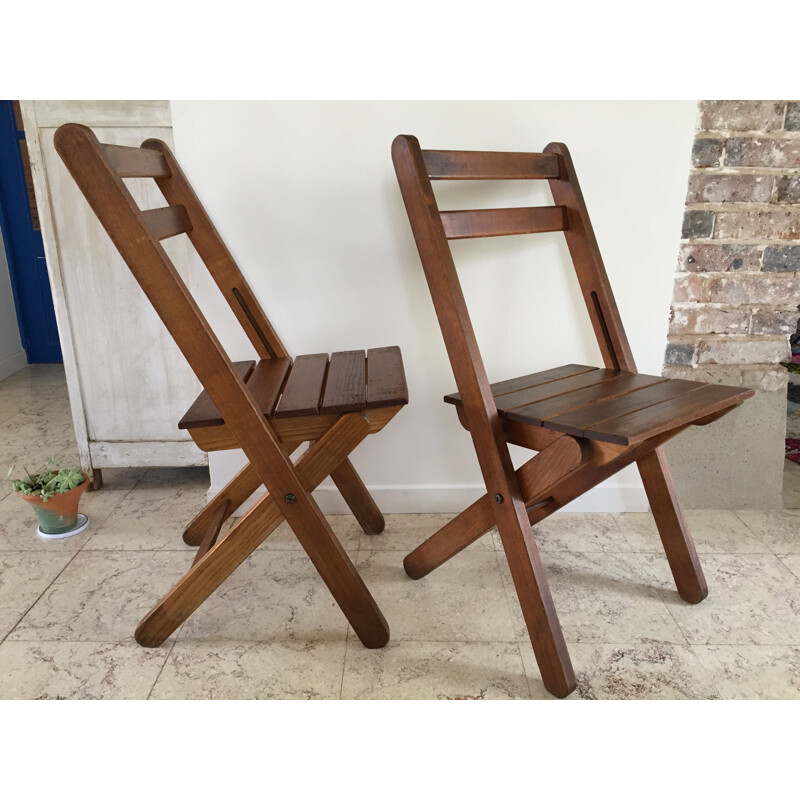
[0,349,27,382]
[207,483,650,516]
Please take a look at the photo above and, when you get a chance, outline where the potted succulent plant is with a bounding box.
[7,459,90,539]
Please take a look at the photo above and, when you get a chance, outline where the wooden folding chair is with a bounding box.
[392,135,753,697]
[55,123,408,649]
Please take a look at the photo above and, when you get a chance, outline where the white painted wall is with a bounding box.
[0,226,26,380]
[170,101,698,512]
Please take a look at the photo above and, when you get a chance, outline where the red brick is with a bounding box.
[699,101,786,132]
[705,273,800,304]
[724,137,800,168]
[713,210,800,240]
[678,243,762,272]
[672,274,707,302]
[686,173,773,204]
[749,307,799,335]
[669,305,749,335]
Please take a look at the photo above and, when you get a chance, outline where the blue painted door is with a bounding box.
[0,100,62,363]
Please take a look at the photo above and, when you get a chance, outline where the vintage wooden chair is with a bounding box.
[392,135,753,697]
[55,123,407,650]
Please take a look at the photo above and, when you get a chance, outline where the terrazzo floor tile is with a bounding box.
[781,555,800,581]
[497,549,687,645]
[498,512,632,554]
[84,484,210,551]
[8,550,194,642]
[150,640,347,699]
[341,640,530,700]
[0,640,169,699]
[358,513,493,552]
[253,514,363,551]
[733,510,800,554]
[0,551,75,639]
[180,550,357,643]
[354,549,516,642]
[692,645,800,700]
[638,553,800,645]
[615,510,769,554]
[519,641,720,700]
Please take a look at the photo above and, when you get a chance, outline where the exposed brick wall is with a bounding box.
[664,101,800,391]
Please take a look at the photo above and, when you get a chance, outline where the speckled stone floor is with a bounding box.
[1,364,799,699]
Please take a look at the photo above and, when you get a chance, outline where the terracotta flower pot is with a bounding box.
[18,474,89,535]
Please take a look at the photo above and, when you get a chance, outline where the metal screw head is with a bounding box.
[494,494,504,504]
[285,493,297,504]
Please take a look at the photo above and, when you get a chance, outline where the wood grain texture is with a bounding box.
[101,143,170,178]
[366,346,408,407]
[320,350,366,414]
[244,357,292,417]
[393,133,575,698]
[440,206,567,239]
[178,361,255,429]
[141,206,192,240]
[274,353,329,418]
[423,149,560,180]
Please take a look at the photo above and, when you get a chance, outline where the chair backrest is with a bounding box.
[392,136,638,434]
[54,123,295,481]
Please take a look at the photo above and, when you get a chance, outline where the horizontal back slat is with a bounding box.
[142,206,192,240]
[102,143,170,178]
[423,150,559,180]
[440,206,567,239]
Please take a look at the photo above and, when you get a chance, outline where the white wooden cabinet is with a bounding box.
[21,100,206,483]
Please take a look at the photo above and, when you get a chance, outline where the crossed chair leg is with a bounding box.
[135,413,390,650]
[403,433,707,698]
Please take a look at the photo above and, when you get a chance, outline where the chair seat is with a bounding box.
[179,346,408,430]
[444,364,753,446]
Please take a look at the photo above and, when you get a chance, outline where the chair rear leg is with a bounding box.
[330,457,385,534]
[636,446,707,604]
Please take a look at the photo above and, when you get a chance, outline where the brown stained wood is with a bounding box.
[531,378,707,437]
[445,363,596,405]
[321,350,366,414]
[510,372,668,424]
[423,149,560,180]
[330,458,385,535]
[182,461,261,545]
[274,353,329,418]
[494,369,621,412]
[393,133,575,698]
[440,206,567,239]
[192,501,230,566]
[140,138,289,361]
[394,133,754,698]
[404,435,587,579]
[366,346,409,407]
[141,206,192,240]
[178,361,255,429]
[245,357,293,417]
[187,404,403,452]
[135,413,385,648]
[56,123,402,653]
[586,383,751,445]
[101,143,170,178]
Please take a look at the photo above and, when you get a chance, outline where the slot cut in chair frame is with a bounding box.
[55,124,408,650]
[392,136,752,698]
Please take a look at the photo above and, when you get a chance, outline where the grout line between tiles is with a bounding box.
[147,633,181,700]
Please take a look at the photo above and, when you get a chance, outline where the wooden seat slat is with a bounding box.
[321,350,367,414]
[246,357,293,418]
[366,346,409,408]
[585,384,751,445]
[178,361,255,429]
[530,378,704,438]
[445,364,596,405]
[510,372,669,425]
[494,368,621,412]
[273,353,329,418]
